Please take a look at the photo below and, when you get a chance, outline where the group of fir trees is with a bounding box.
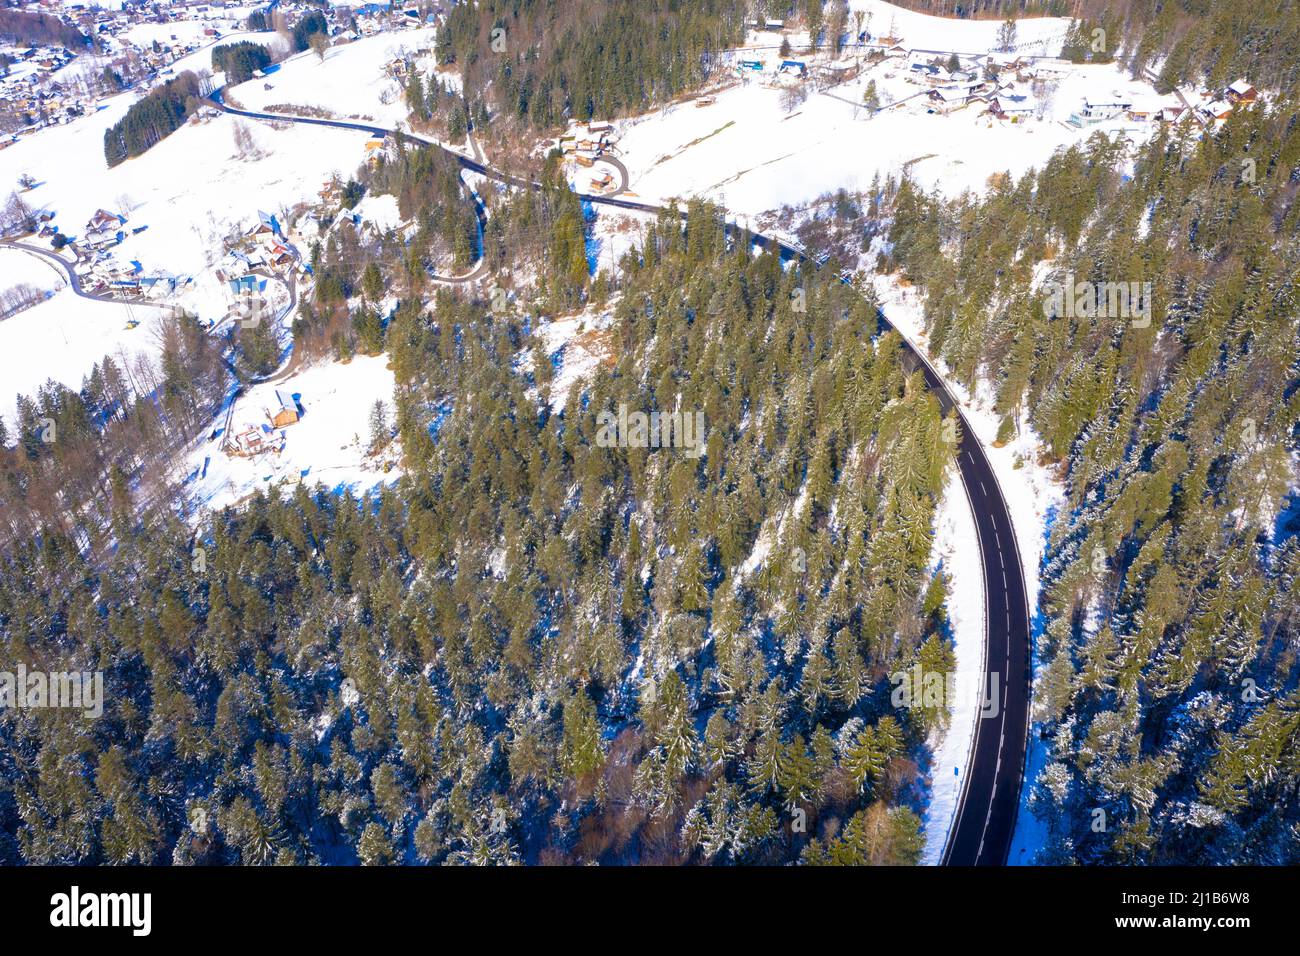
[433,0,745,135]
[102,71,204,167]
[212,41,273,85]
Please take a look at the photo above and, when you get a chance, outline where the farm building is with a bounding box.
[227,425,283,458]
[1125,96,1165,122]
[1069,96,1133,127]
[81,208,124,249]
[1200,99,1233,121]
[269,391,299,428]
[251,210,281,237]
[817,60,858,85]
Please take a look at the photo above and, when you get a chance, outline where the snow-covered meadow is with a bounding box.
[180,353,402,515]
[845,0,1071,53]
[226,27,441,126]
[0,247,149,427]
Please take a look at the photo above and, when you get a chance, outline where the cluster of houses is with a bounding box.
[736,56,812,85]
[1191,78,1258,123]
[1064,78,1256,127]
[0,45,90,138]
[557,120,621,191]
[217,210,299,298]
[293,1,454,47]
[78,257,190,303]
[225,389,299,458]
[0,1,250,141]
[732,27,908,86]
[64,207,190,302]
[729,19,1262,132]
[898,52,1053,120]
[0,0,457,146]
[0,0,448,144]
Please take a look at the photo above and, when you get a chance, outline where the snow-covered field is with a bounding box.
[1,22,441,520]
[609,3,1161,214]
[227,28,441,126]
[180,354,401,514]
[122,20,224,50]
[0,245,63,295]
[54,28,286,101]
[616,66,1155,215]
[0,99,346,284]
[847,0,1070,53]
[0,253,150,427]
[349,192,404,236]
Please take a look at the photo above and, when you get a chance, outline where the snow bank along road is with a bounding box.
[210,91,1032,866]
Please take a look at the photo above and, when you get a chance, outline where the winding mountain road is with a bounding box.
[0,239,174,308]
[210,91,1032,865]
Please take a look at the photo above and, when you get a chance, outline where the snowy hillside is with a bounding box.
[226,27,443,126]
[606,4,1162,215]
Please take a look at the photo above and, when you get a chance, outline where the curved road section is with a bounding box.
[900,342,1031,866]
[211,91,1032,865]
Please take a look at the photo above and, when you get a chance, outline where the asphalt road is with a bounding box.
[900,341,1032,867]
[210,91,1032,865]
[0,238,173,307]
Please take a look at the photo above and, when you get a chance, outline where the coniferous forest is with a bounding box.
[433,0,747,133]
[1,0,1299,881]
[0,201,956,865]
[878,76,1300,866]
[211,42,274,86]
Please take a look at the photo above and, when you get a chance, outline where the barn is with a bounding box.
[270,391,299,428]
